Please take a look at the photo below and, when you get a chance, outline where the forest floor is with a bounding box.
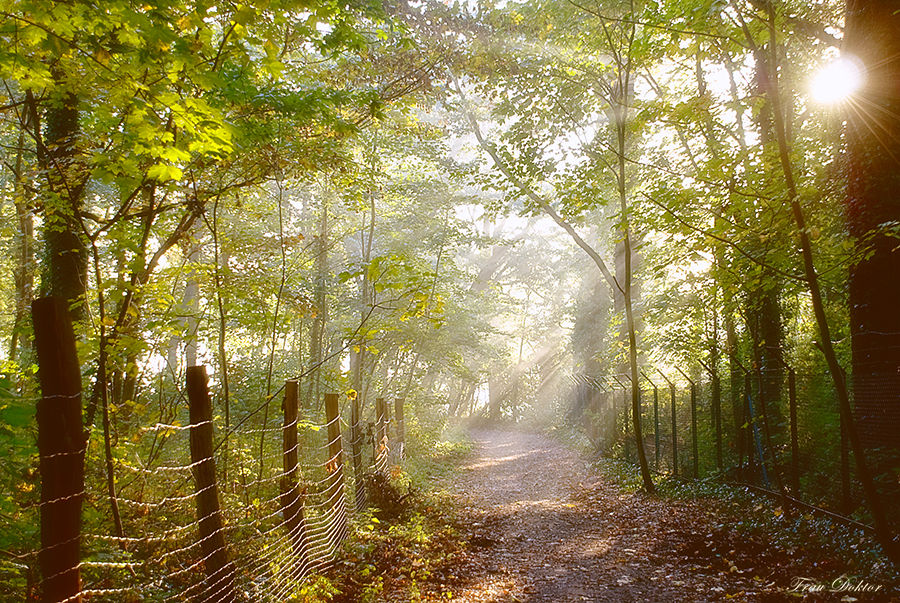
[385,429,897,603]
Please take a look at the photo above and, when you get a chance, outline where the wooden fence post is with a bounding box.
[186,366,235,603]
[32,297,85,603]
[384,396,393,440]
[324,393,346,517]
[281,380,307,563]
[394,398,406,459]
[742,372,753,479]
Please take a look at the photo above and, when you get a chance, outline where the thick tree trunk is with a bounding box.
[845,0,900,450]
[37,86,88,318]
[33,297,85,603]
[184,235,201,368]
[747,49,784,417]
[743,0,898,563]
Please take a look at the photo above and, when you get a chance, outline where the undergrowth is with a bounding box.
[295,432,474,602]
[544,422,900,591]
[594,449,900,590]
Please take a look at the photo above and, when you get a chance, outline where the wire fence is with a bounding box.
[569,366,900,533]
[2,375,401,602]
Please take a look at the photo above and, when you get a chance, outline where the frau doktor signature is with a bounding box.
[787,574,886,595]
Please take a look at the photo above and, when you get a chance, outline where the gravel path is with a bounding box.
[446,430,776,602]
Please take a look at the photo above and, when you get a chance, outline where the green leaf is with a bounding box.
[147,163,183,182]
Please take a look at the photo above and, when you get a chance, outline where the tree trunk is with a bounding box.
[745,0,898,563]
[184,233,201,368]
[209,198,231,486]
[307,194,329,409]
[37,85,88,318]
[747,47,784,418]
[32,297,85,603]
[9,123,35,359]
[611,28,654,494]
[845,0,900,450]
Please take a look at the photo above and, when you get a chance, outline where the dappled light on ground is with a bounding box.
[435,430,867,602]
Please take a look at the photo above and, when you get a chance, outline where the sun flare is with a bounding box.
[810,57,865,104]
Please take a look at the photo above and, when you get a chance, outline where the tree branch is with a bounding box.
[450,71,623,297]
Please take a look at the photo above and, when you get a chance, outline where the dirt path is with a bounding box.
[444,430,794,602]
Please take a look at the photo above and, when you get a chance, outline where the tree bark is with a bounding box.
[186,366,235,602]
[36,84,89,319]
[845,0,900,451]
[611,16,654,494]
[32,297,85,603]
[745,0,898,563]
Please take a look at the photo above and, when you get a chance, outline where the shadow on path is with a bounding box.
[443,429,826,602]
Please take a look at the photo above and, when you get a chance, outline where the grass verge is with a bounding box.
[295,431,474,602]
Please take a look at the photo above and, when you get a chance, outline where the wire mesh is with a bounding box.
[3,383,396,601]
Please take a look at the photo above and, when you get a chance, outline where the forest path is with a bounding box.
[443,429,772,602]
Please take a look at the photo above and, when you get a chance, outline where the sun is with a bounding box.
[809,57,865,105]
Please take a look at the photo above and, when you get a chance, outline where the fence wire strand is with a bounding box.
[8,385,400,602]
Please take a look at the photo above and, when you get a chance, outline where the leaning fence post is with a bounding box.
[653,384,660,468]
[323,393,346,519]
[623,386,630,462]
[394,398,406,459]
[788,370,800,494]
[32,297,85,603]
[186,366,235,603]
[711,374,723,472]
[281,380,307,563]
[384,396,393,441]
[711,373,723,473]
